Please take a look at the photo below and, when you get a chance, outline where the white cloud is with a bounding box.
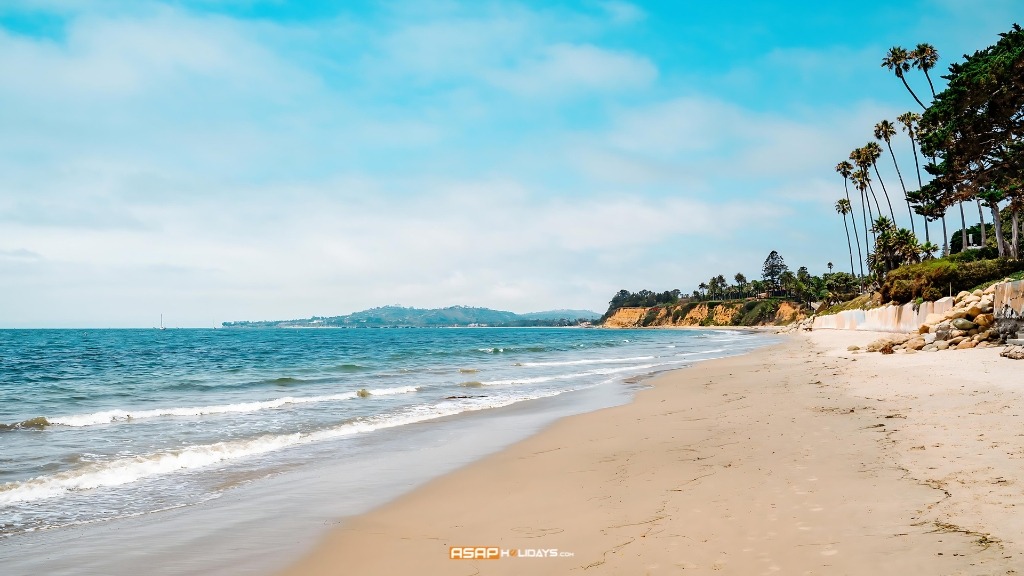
[486,43,656,97]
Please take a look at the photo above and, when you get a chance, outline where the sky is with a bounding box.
[0,0,1019,327]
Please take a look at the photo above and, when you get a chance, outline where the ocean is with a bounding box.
[0,327,769,574]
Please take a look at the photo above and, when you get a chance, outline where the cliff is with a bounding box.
[601,299,806,328]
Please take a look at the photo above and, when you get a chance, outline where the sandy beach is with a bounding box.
[280,330,1024,575]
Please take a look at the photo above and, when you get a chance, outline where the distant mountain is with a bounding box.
[518,309,602,321]
[222,305,601,328]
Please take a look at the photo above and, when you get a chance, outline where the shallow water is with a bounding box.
[0,327,771,573]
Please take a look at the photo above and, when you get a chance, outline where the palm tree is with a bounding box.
[835,161,865,277]
[911,43,940,98]
[897,112,932,242]
[875,119,915,234]
[852,168,877,250]
[836,199,856,276]
[850,148,883,216]
[734,273,747,297]
[882,46,926,109]
[827,261,834,273]
[864,141,897,224]
[920,241,939,260]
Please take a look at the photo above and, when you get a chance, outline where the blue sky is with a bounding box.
[0,1,1019,327]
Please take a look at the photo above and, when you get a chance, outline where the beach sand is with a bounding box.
[279,330,1024,575]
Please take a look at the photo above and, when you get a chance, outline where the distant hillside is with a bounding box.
[222,305,601,328]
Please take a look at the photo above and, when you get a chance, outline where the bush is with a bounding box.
[737,299,780,326]
[879,257,1024,303]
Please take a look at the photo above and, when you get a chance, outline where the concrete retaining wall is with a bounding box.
[812,297,955,333]
[994,280,1024,338]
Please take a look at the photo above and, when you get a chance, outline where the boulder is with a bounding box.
[935,341,950,350]
[978,341,990,348]
[924,313,945,325]
[955,290,972,302]
[972,289,983,297]
[947,309,968,320]
[956,340,977,350]
[975,313,995,328]
[984,284,997,295]
[950,329,966,339]
[951,318,978,331]
[948,336,966,346]
[923,333,937,345]
[919,324,931,334]
[905,337,926,351]
[966,304,983,318]
[1000,345,1024,360]
[847,345,861,351]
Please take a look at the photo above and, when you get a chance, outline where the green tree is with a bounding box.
[761,251,788,295]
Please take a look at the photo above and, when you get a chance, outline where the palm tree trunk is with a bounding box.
[899,73,927,109]
[990,202,1006,258]
[923,215,931,242]
[843,214,855,276]
[977,199,987,247]
[910,137,923,188]
[885,141,914,234]
[941,214,949,256]
[844,179,865,277]
[866,180,883,219]
[871,162,897,224]
[1012,209,1020,260]
[923,69,937,99]
[863,188,876,249]
[959,202,968,253]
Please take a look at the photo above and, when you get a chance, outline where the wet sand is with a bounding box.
[280,330,1023,575]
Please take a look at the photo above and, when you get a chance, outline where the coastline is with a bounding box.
[280,330,1023,575]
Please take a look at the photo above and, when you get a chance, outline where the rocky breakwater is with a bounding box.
[860,285,1000,354]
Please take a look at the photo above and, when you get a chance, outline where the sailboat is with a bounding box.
[160,314,166,331]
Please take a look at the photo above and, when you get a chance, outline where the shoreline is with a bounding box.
[279,330,1023,575]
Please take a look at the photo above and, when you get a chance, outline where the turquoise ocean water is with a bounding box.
[0,327,767,572]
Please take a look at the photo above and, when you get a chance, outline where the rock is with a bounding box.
[925,313,945,325]
[923,333,937,345]
[847,345,861,351]
[906,337,926,351]
[919,324,931,334]
[966,304,983,318]
[951,318,978,331]
[890,334,911,345]
[904,347,917,354]
[935,341,950,351]
[1000,345,1024,360]
[978,341,990,348]
[948,336,966,346]
[984,284,997,295]
[923,345,938,352]
[955,290,971,302]
[956,340,977,350]
[975,313,995,328]
[967,329,979,337]
[879,342,895,355]
[972,289,983,297]
[981,304,994,314]
[947,309,968,320]
[950,329,966,339]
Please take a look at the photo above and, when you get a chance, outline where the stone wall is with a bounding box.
[812,298,955,333]
[994,280,1024,338]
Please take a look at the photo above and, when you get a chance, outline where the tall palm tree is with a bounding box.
[852,168,877,251]
[864,141,897,224]
[911,43,940,98]
[897,112,932,242]
[835,161,865,277]
[836,198,856,276]
[850,148,883,216]
[882,46,926,109]
[874,119,915,234]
